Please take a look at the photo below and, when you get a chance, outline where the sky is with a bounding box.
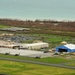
[0,0,75,21]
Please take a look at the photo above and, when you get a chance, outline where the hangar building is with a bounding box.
[19,42,49,50]
[56,44,75,52]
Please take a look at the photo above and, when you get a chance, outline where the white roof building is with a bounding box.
[19,42,49,50]
[0,40,20,49]
[64,44,75,50]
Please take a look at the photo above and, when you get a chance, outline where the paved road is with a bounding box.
[0,57,75,69]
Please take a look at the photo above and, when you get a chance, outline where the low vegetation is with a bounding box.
[0,54,73,64]
[0,60,75,75]
[0,25,11,28]
[1,19,75,36]
[66,63,75,67]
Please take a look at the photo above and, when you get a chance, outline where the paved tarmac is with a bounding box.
[0,48,53,58]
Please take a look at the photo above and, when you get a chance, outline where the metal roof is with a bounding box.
[64,44,75,49]
[18,42,49,47]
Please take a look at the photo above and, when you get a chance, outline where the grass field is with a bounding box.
[0,54,74,64]
[0,25,11,28]
[0,60,75,75]
[66,63,75,67]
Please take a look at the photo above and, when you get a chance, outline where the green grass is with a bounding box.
[0,60,75,75]
[0,54,73,64]
[65,63,75,67]
[0,25,11,28]
[21,40,33,43]
[47,37,63,42]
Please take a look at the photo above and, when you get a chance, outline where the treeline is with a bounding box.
[0,19,75,32]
